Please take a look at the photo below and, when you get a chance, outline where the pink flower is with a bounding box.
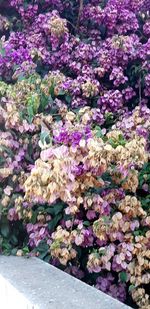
[7,208,18,221]
[75,235,83,246]
[4,186,12,196]
[86,210,96,220]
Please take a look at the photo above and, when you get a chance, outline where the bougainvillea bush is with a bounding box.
[0,0,150,308]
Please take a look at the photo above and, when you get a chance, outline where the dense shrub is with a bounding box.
[0,1,150,308]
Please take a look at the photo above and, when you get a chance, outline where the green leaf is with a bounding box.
[133,230,140,236]
[120,271,127,283]
[99,248,106,256]
[44,254,51,262]
[0,145,14,157]
[17,73,25,81]
[1,222,10,238]
[118,134,126,146]
[49,82,55,98]
[48,213,62,232]
[95,126,103,138]
[0,48,5,56]
[103,216,110,222]
[65,94,72,104]
[36,240,49,260]
[0,156,5,166]
[83,221,91,227]
[2,240,12,255]
[54,203,64,216]
[37,206,45,212]
[27,104,34,123]
[36,240,49,253]
[39,251,48,260]
[141,196,150,209]
[40,93,49,111]
[48,95,53,104]
[31,211,37,224]
[40,131,50,145]
[58,90,65,96]
[96,131,103,138]
[0,204,2,215]
[22,246,29,255]
[129,285,135,292]
[108,138,117,148]
[46,207,55,215]
[10,234,18,245]
[11,248,18,255]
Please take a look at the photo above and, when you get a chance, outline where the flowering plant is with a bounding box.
[0,1,150,308]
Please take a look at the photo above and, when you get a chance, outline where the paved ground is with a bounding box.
[0,256,132,309]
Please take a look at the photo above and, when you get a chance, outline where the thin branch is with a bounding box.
[139,74,142,106]
[67,20,77,31]
[76,0,83,31]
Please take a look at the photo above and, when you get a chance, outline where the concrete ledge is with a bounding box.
[0,256,131,309]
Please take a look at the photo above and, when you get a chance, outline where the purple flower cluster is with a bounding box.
[96,274,126,303]
[98,90,123,113]
[26,223,50,248]
[54,125,92,146]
